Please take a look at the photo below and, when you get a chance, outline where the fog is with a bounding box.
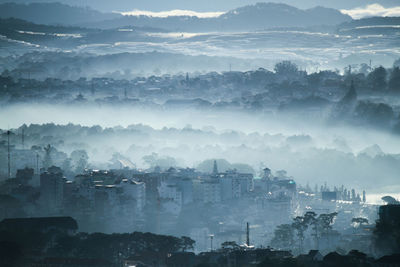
[2,103,400,195]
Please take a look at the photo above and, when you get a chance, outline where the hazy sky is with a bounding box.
[2,0,400,12]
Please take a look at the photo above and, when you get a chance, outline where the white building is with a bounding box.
[219,171,253,201]
[201,180,221,204]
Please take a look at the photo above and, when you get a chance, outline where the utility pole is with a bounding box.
[246,222,250,246]
[209,234,214,252]
[7,130,11,179]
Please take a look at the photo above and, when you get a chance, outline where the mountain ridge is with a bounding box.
[0,2,120,25]
[0,2,352,31]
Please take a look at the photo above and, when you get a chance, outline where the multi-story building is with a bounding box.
[201,180,221,204]
[158,181,182,205]
[120,179,146,213]
[40,166,64,215]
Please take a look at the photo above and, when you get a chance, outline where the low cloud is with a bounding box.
[118,9,225,18]
[341,4,400,19]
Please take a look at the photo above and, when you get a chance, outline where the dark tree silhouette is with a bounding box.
[180,236,195,252]
[388,67,400,92]
[271,224,294,250]
[274,61,299,76]
[367,66,387,91]
[292,216,308,253]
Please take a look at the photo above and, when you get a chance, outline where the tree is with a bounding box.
[374,207,400,255]
[0,195,25,219]
[318,212,338,246]
[394,58,400,68]
[180,236,195,252]
[340,80,357,105]
[388,67,400,92]
[292,216,308,253]
[274,61,299,76]
[61,158,73,176]
[319,212,337,232]
[70,150,88,174]
[354,101,394,127]
[307,72,322,89]
[43,144,53,169]
[142,153,158,168]
[381,196,400,205]
[51,231,188,262]
[0,241,22,267]
[367,66,387,91]
[270,224,294,250]
[333,80,357,118]
[304,211,320,249]
[358,63,371,75]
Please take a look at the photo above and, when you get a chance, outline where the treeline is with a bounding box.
[271,211,338,254]
[1,57,399,97]
[271,208,400,257]
[0,227,194,266]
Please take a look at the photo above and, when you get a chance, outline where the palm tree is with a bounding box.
[292,216,308,254]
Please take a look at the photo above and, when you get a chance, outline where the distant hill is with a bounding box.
[339,16,400,28]
[337,16,400,35]
[0,2,120,25]
[0,2,351,31]
[93,3,352,31]
[0,17,84,34]
[0,17,169,50]
[306,6,354,26]
[216,3,351,29]
[0,18,94,46]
